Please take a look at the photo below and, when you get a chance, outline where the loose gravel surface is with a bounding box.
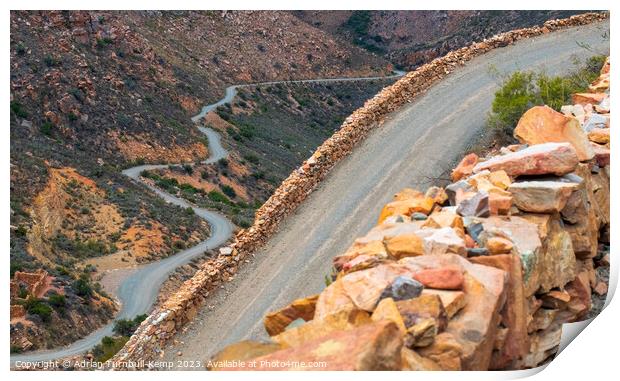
[160,20,609,369]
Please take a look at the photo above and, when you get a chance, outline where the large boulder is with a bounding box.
[514,106,594,161]
[478,216,543,296]
[473,143,579,177]
[218,321,403,370]
[272,307,371,348]
[508,180,579,213]
[469,254,529,369]
[208,340,282,370]
[521,214,576,292]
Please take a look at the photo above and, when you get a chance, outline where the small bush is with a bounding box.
[208,190,230,204]
[48,293,66,309]
[10,101,28,118]
[25,299,53,322]
[221,185,236,199]
[112,314,147,336]
[92,336,129,362]
[40,121,54,136]
[487,55,606,133]
[183,164,193,175]
[72,274,93,298]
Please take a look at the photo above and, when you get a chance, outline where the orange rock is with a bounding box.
[601,57,610,74]
[514,106,594,161]
[208,340,282,370]
[264,294,319,336]
[473,143,579,177]
[565,271,592,321]
[425,186,448,205]
[423,210,464,236]
[377,197,435,224]
[464,234,476,248]
[333,240,387,271]
[521,214,577,292]
[452,153,479,181]
[486,237,513,254]
[412,267,464,290]
[422,289,467,318]
[588,128,610,144]
[383,233,425,259]
[417,332,463,370]
[393,188,425,201]
[401,347,441,370]
[219,321,403,370]
[572,92,607,106]
[589,73,609,93]
[488,170,512,190]
[273,307,371,348]
[469,254,529,369]
[371,298,407,334]
[396,294,448,331]
[593,281,608,295]
[488,193,512,215]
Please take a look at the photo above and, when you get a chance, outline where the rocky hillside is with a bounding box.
[141,78,397,228]
[208,59,610,370]
[294,11,587,70]
[10,10,389,352]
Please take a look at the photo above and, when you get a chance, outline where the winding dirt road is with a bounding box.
[159,20,610,368]
[10,70,404,366]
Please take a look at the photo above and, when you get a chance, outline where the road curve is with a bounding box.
[160,20,610,367]
[10,70,405,366]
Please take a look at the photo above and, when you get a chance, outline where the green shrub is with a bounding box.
[10,101,28,118]
[25,299,53,322]
[112,314,147,336]
[487,55,606,133]
[92,336,129,362]
[15,43,26,55]
[48,293,66,309]
[221,185,236,199]
[72,274,93,298]
[243,154,260,165]
[208,190,230,204]
[40,121,54,136]
[487,71,538,132]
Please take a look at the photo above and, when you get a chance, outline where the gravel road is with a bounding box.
[160,20,610,368]
[10,69,405,366]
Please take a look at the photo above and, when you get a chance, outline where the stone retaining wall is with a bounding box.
[110,12,608,367]
[210,56,610,370]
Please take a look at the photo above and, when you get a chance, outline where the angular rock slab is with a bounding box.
[219,321,403,371]
[264,294,319,336]
[473,143,579,177]
[478,216,543,297]
[514,106,594,161]
[508,180,579,213]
